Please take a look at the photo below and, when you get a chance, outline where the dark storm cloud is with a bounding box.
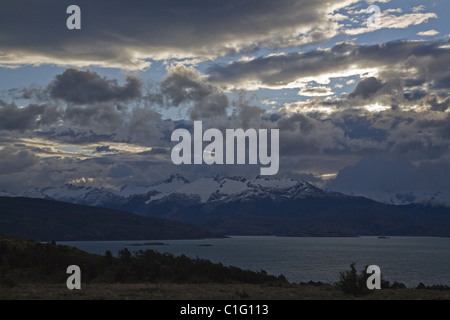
[94,145,117,153]
[272,104,450,163]
[349,77,383,99]
[161,66,228,120]
[207,40,450,94]
[161,67,212,106]
[328,157,450,203]
[0,146,43,192]
[427,97,450,112]
[227,92,266,129]
[108,164,134,179]
[64,103,125,132]
[8,85,49,102]
[0,146,39,175]
[0,0,356,68]
[404,90,428,102]
[433,75,450,89]
[45,127,117,144]
[276,113,350,155]
[414,114,450,140]
[234,104,265,129]
[128,108,165,143]
[328,157,417,194]
[49,69,142,104]
[0,101,60,132]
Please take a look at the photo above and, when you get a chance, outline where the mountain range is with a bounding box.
[4,175,450,237]
[0,196,218,241]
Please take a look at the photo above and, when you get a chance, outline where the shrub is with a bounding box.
[335,263,372,296]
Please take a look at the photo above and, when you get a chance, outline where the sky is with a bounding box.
[0,0,449,203]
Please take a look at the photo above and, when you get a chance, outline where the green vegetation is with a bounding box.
[0,234,286,286]
[334,263,450,297]
[1,234,449,300]
[334,263,382,296]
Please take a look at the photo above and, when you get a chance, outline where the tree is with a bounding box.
[118,248,132,262]
[335,263,372,296]
[104,250,113,265]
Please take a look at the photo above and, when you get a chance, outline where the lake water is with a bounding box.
[58,236,450,287]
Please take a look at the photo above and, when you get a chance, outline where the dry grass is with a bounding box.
[1,282,449,300]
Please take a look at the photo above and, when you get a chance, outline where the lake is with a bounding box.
[58,236,450,287]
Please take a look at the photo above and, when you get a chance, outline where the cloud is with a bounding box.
[7,85,49,102]
[343,8,437,36]
[328,157,450,204]
[366,0,391,3]
[0,0,363,69]
[276,100,450,166]
[298,86,334,97]
[142,147,170,156]
[94,145,117,154]
[64,103,125,132]
[0,101,60,132]
[0,0,448,198]
[207,40,450,99]
[161,65,229,120]
[427,97,450,112]
[0,146,39,175]
[108,164,135,179]
[349,77,383,99]
[127,108,167,145]
[276,113,348,155]
[49,69,142,104]
[412,5,426,13]
[328,157,417,194]
[417,30,439,37]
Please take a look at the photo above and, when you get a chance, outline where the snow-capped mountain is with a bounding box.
[12,174,448,212]
[334,189,450,207]
[14,175,326,207]
[16,174,190,206]
[6,175,450,237]
[145,176,327,205]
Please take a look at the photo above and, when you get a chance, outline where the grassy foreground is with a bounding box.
[1,282,450,300]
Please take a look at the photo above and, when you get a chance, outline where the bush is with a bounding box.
[335,263,372,296]
[391,281,407,289]
[416,283,450,291]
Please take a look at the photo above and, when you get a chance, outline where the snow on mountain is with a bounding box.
[14,174,190,205]
[7,174,448,208]
[250,177,298,189]
[145,176,325,204]
[347,190,450,206]
[161,178,220,203]
[119,174,189,198]
[11,175,326,207]
[116,185,152,198]
[18,184,119,207]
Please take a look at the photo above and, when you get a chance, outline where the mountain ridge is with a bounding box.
[4,175,450,237]
[0,196,220,241]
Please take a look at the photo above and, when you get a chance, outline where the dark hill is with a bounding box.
[0,234,286,285]
[0,197,220,241]
[133,195,450,237]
